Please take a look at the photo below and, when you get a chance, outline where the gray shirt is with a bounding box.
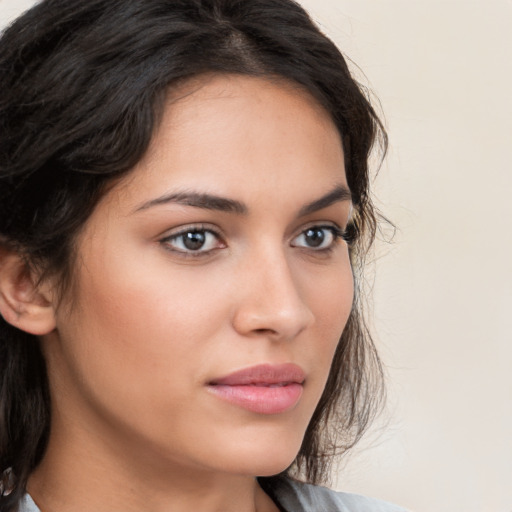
[20,478,408,511]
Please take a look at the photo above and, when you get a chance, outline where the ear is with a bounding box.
[0,247,56,335]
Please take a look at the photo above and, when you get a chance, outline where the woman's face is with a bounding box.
[44,75,354,478]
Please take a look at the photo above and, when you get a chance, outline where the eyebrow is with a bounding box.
[298,185,352,216]
[135,191,247,214]
[134,184,352,216]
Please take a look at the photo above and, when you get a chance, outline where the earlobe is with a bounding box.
[0,248,57,336]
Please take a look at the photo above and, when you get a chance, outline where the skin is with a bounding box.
[27,75,354,512]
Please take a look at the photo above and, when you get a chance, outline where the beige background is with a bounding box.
[1,1,511,511]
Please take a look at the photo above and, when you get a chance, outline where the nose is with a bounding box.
[231,247,314,341]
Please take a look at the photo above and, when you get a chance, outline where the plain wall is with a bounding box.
[1,1,511,511]
[296,2,512,511]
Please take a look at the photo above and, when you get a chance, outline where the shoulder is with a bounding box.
[21,481,410,512]
[264,477,409,512]
[19,494,40,512]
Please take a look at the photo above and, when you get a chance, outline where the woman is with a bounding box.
[0,0,405,511]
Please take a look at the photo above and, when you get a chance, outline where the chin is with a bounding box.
[230,454,298,478]
[210,426,305,477]
[251,451,298,477]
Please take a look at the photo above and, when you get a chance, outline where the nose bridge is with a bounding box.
[232,240,314,340]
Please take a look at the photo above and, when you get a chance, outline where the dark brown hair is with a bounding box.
[0,0,386,509]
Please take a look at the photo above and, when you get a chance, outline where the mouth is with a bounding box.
[207,363,305,415]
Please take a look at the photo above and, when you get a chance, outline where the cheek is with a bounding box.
[57,244,238,392]
[50,256,233,455]
[308,256,354,337]
[298,255,354,379]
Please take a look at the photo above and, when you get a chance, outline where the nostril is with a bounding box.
[253,328,277,335]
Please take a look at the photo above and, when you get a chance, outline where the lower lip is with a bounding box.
[207,383,303,414]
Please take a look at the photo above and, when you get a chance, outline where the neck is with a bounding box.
[29,454,278,512]
[28,415,279,512]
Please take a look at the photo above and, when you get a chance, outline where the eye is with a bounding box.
[291,225,343,250]
[161,228,225,254]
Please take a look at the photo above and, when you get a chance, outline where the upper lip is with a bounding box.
[209,363,306,386]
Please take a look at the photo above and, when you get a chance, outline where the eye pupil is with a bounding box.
[183,231,206,250]
[305,228,325,247]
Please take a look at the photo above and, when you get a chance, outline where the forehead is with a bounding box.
[110,74,347,211]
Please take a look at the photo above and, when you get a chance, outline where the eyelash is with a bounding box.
[160,223,354,257]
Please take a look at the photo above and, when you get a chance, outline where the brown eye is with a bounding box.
[291,226,340,250]
[303,228,326,248]
[162,228,224,254]
[182,231,207,250]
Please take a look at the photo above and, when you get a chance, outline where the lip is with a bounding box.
[207,363,305,415]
